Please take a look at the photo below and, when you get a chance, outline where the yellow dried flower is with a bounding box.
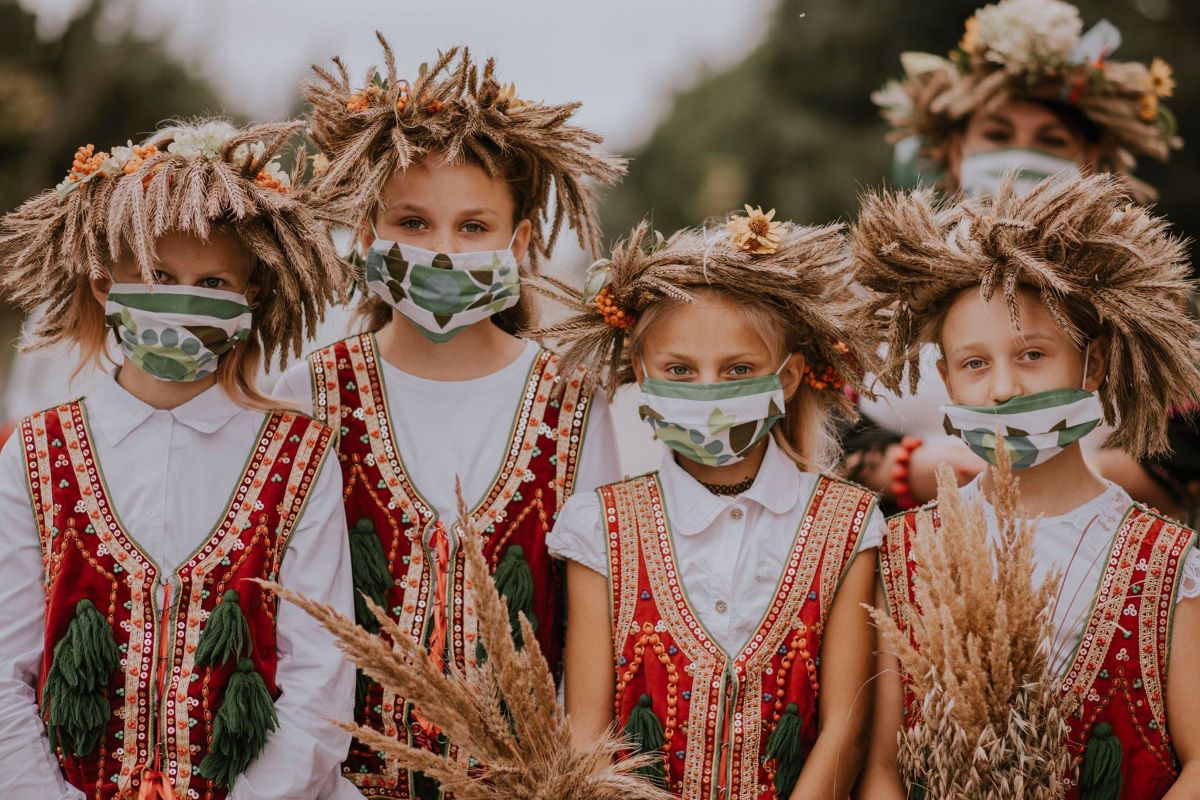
[960,15,981,54]
[1149,57,1175,98]
[727,204,783,255]
[1139,91,1159,123]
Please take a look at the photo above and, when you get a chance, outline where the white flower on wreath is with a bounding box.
[974,0,1082,74]
[167,120,237,160]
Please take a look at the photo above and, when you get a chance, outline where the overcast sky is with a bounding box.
[22,0,776,151]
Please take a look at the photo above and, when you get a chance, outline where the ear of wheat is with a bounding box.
[869,440,1072,799]
[264,490,670,800]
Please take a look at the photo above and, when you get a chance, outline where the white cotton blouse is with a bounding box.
[958,477,1200,674]
[273,339,621,527]
[549,438,885,655]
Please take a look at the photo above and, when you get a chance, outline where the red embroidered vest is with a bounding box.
[602,473,876,800]
[881,503,1196,799]
[309,333,590,798]
[24,400,332,799]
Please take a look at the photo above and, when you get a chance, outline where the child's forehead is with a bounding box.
[940,287,1072,348]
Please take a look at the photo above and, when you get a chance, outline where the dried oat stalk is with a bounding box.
[869,441,1072,798]
[265,491,670,800]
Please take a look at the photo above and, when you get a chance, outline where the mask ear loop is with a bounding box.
[1080,341,1091,391]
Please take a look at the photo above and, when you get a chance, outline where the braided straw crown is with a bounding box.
[850,172,1200,458]
[0,118,350,369]
[873,0,1181,201]
[305,34,625,269]
[531,212,879,417]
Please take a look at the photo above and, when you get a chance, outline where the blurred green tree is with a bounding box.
[603,0,1200,256]
[0,0,228,376]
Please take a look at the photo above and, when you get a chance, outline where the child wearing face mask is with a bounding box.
[270,37,625,799]
[876,0,1179,202]
[538,209,884,800]
[850,0,1185,523]
[0,119,355,799]
[852,174,1200,799]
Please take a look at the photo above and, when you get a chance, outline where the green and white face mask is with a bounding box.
[364,229,521,343]
[638,365,787,467]
[959,148,1080,198]
[105,283,253,382]
[940,388,1103,470]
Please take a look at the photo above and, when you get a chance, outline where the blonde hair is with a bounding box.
[626,290,838,474]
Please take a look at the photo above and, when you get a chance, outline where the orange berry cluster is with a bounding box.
[346,85,383,113]
[122,144,159,176]
[254,170,289,194]
[595,286,634,330]
[69,144,109,181]
[802,341,853,392]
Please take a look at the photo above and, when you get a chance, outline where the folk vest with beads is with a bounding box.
[309,333,590,799]
[23,400,332,799]
[881,503,1196,799]
[602,472,876,800]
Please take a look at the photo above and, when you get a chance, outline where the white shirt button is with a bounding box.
[730,508,744,520]
[715,600,728,613]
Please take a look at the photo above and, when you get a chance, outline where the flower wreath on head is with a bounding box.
[873,0,1181,201]
[532,205,874,414]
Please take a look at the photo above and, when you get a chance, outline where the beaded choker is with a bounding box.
[698,476,755,496]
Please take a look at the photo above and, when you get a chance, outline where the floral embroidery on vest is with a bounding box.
[603,472,874,799]
[310,333,590,798]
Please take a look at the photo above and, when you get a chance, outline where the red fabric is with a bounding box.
[25,402,330,799]
[603,474,872,799]
[883,505,1194,798]
[314,334,589,797]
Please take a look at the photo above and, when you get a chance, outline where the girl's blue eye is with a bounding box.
[964,358,986,370]
[152,270,173,284]
[1024,350,1044,361]
[666,365,690,377]
[399,218,425,230]
[198,277,224,289]
[729,365,752,376]
[461,221,487,234]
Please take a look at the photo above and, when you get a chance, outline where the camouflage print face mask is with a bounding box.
[105,283,253,382]
[638,368,787,467]
[940,388,1103,470]
[364,228,521,343]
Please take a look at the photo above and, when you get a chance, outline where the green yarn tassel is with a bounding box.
[197,658,279,788]
[196,590,250,667]
[623,693,666,787]
[1080,722,1123,800]
[356,668,371,711]
[350,519,391,633]
[43,599,120,756]
[493,545,536,648]
[764,702,805,798]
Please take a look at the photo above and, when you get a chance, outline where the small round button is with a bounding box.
[730,508,744,520]
[715,600,729,613]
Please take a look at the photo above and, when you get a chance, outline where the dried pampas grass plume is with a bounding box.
[263,488,670,800]
[868,439,1071,798]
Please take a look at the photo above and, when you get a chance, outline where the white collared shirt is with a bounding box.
[959,477,1200,674]
[0,373,355,800]
[549,438,885,655]
[273,339,621,525]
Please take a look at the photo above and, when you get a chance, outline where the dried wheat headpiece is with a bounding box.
[850,172,1200,458]
[873,0,1181,201]
[0,118,348,368]
[533,205,878,414]
[305,34,626,268]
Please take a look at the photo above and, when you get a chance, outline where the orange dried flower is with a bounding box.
[69,144,109,181]
[254,170,289,194]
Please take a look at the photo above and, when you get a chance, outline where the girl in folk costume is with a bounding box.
[0,119,355,799]
[853,174,1200,798]
[539,211,885,800]
[272,36,624,799]
[852,0,1186,514]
